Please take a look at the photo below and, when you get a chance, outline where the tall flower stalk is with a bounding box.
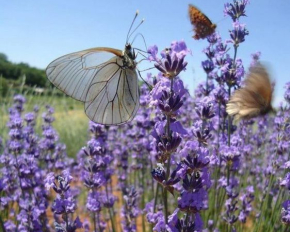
[149,41,189,226]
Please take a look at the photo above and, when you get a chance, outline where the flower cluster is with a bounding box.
[77,122,117,231]
[45,170,82,232]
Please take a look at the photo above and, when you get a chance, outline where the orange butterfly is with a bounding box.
[188,4,216,40]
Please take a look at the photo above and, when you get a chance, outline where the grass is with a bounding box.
[0,86,89,157]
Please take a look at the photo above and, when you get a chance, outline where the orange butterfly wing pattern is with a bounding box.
[188,4,216,40]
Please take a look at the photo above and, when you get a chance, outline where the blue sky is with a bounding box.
[1,0,289,106]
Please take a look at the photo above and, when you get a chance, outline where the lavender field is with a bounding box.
[1,1,290,232]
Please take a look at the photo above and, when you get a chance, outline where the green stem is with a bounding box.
[151,183,160,231]
[162,79,174,224]
[153,183,160,212]
[217,102,221,149]
[227,164,230,186]
[0,215,6,232]
[108,208,116,232]
[254,174,275,232]
[206,74,209,95]
[272,188,286,231]
[141,160,146,232]
[233,46,238,64]
[150,159,154,198]
[268,188,282,228]
[105,186,116,232]
[227,87,231,147]
[64,212,69,231]
[163,187,168,224]
[184,212,190,228]
[93,212,97,232]
[97,213,102,232]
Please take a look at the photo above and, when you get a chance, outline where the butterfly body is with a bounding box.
[46,44,139,125]
[122,44,137,70]
[226,63,274,120]
[188,4,216,40]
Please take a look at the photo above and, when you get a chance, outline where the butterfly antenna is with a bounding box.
[126,10,139,44]
[128,18,145,43]
[131,33,148,51]
[216,16,227,24]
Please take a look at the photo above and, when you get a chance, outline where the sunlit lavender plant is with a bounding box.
[148,40,190,228]
[45,170,82,232]
[0,95,51,231]
[77,122,117,232]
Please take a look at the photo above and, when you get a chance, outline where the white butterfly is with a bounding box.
[46,13,142,125]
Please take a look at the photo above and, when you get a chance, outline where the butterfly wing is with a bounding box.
[46,47,123,102]
[226,88,265,120]
[46,47,139,125]
[188,4,216,40]
[226,63,273,120]
[84,61,139,125]
[244,64,272,106]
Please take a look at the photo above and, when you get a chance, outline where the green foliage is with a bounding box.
[0,53,8,61]
[0,52,47,87]
[0,75,9,96]
[0,88,88,158]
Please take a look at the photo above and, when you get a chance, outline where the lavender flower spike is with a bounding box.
[229,21,249,47]
[154,49,188,79]
[224,0,249,21]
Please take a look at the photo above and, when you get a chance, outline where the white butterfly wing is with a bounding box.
[84,61,139,125]
[46,48,139,125]
[46,47,123,102]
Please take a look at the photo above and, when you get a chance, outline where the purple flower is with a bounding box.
[280,173,290,190]
[157,90,183,115]
[282,200,290,224]
[7,117,23,129]
[207,32,220,44]
[220,145,241,170]
[222,57,244,88]
[8,140,23,153]
[148,45,159,62]
[153,216,166,232]
[152,163,181,195]
[203,46,216,60]
[154,51,188,79]
[250,51,261,66]
[12,95,26,113]
[215,41,229,55]
[202,60,215,74]
[223,198,239,225]
[13,95,26,104]
[151,164,166,184]
[213,86,228,104]
[86,191,101,212]
[150,77,188,105]
[24,112,35,124]
[238,186,254,223]
[178,188,208,213]
[229,21,249,47]
[4,220,17,232]
[169,40,192,58]
[54,216,82,232]
[224,0,249,21]
[151,123,182,162]
[121,187,140,231]
[151,41,189,79]
[284,82,290,103]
